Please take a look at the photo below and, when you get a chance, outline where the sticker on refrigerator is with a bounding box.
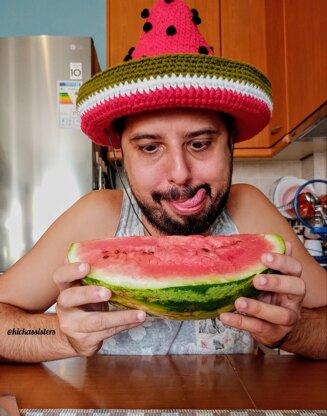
[57,81,82,129]
[70,62,82,80]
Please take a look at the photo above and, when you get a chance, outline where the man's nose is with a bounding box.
[166,149,191,186]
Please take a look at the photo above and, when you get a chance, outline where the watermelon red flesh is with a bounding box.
[67,234,285,320]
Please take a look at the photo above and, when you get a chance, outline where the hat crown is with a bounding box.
[132,0,214,59]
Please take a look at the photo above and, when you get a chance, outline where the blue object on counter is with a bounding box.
[313,256,327,270]
[294,179,327,240]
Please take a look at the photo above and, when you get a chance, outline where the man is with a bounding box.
[0,0,326,362]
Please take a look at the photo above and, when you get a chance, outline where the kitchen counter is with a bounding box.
[1,354,326,411]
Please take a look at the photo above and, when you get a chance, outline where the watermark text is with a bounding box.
[7,328,56,335]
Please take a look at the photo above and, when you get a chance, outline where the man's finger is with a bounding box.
[219,312,287,346]
[219,313,289,345]
[70,309,146,333]
[252,273,306,297]
[57,285,111,309]
[53,262,90,290]
[261,252,302,277]
[234,297,299,326]
[72,321,146,352]
[285,240,292,256]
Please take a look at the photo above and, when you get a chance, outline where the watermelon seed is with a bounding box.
[202,248,210,252]
[103,255,110,259]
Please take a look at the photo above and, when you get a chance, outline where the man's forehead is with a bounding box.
[124,108,225,130]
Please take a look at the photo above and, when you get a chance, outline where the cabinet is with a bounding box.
[106,0,326,158]
[284,0,327,134]
[220,0,288,154]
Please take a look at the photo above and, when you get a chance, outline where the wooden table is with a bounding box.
[0,355,326,410]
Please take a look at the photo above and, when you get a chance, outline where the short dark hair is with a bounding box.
[112,117,126,138]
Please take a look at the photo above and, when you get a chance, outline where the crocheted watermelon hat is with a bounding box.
[77,0,272,148]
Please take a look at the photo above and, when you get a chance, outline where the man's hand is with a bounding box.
[219,241,306,346]
[54,262,146,357]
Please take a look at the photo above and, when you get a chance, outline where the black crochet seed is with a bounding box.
[141,8,150,18]
[164,0,173,3]
[191,8,199,16]
[128,46,135,55]
[192,15,202,25]
[166,25,177,36]
[123,54,132,62]
[198,46,209,55]
[143,22,152,32]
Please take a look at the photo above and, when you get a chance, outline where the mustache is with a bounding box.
[152,184,212,203]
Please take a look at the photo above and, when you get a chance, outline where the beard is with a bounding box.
[126,159,233,236]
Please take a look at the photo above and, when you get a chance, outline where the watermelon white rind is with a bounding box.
[67,233,285,320]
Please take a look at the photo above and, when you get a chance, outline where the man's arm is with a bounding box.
[0,303,76,362]
[0,190,126,363]
[281,306,327,359]
[225,184,327,359]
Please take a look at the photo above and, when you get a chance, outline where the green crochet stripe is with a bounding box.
[77,54,272,106]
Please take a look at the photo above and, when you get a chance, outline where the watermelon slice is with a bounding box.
[67,234,285,320]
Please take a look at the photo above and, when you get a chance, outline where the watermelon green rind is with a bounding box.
[67,233,285,320]
[82,272,268,319]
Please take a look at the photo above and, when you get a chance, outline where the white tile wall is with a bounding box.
[232,150,327,198]
[232,159,302,197]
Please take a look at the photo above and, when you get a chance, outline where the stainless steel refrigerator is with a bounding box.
[0,36,100,273]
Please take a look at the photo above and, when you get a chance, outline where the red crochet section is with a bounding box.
[133,0,213,59]
[80,86,270,148]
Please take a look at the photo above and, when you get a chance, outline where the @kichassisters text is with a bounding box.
[7,328,56,335]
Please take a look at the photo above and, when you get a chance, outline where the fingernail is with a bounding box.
[220,314,230,324]
[238,300,247,310]
[137,311,146,321]
[259,275,267,286]
[78,263,88,272]
[98,287,109,299]
[264,253,274,263]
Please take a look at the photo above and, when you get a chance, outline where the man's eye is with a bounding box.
[139,144,158,153]
[190,140,210,150]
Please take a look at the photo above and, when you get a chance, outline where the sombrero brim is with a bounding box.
[77,54,272,148]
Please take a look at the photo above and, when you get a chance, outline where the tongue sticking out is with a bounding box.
[170,188,207,213]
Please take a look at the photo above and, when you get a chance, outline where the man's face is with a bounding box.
[121,108,233,236]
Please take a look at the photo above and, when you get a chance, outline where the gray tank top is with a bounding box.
[99,190,255,355]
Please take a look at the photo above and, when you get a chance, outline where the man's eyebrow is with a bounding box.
[129,133,161,142]
[184,128,220,139]
[129,129,220,141]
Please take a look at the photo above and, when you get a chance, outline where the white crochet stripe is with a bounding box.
[78,73,273,116]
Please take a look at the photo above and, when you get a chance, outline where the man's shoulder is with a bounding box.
[77,189,123,209]
[227,183,279,233]
[228,183,267,209]
[60,189,124,240]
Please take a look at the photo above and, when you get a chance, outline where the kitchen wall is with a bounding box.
[232,150,327,197]
[0,0,106,69]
